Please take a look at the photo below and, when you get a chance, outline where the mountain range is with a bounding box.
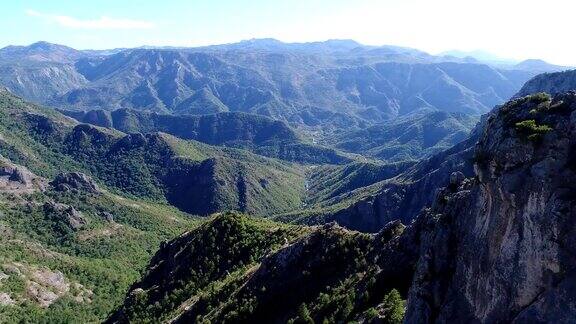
[0,40,553,135]
[0,38,574,322]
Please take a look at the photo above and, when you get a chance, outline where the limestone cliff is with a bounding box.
[406,91,576,322]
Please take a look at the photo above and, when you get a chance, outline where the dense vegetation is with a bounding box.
[0,89,307,216]
[63,109,352,165]
[0,185,197,322]
[304,161,414,205]
[0,88,307,321]
[324,110,478,162]
[111,213,408,323]
[112,212,307,322]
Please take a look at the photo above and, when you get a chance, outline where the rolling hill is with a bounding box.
[0,88,307,216]
[61,108,352,164]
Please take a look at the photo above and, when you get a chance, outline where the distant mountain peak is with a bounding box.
[514,58,569,73]
[319,38,362,47]
[18,41,79,53]
[518,58,547,64]
[29,41,61,49]
[240,38,284,44]
[439,49,518,65]
[0,41,82,63]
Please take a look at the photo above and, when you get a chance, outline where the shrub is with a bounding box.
[365,307,379,320]
[515,120,552,141]
[296,304,314,324]
[529,92,551,104]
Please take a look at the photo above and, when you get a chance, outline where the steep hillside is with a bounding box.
[108,91,576,323]
[0,41,86,63]
[406,91,576,322]
[0,63,88,104]
[281,72,576,232]
[282,72,576,233]
[303,161,415,206]
[326,110,478,161]
[0,158,197,322]
[0,89,306,216]
[276,123,481,232]
[52,52,532,124]
[109,212,417,324]
[62,108,351,164]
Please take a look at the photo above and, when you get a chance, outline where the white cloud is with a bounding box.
[25,9,155,30]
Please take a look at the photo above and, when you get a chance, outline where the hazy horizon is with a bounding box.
[1,0,575,65]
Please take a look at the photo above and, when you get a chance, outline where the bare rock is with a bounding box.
[26,281,59,308]
[31,269,70,295]
[27,267,72,308]
[405,92,576,323]
[0,158,45,193]
[3,264,21,276]
[0,292,15,306]
[101,211,114,222]
[43,201,87,230]
[50,172,100,193]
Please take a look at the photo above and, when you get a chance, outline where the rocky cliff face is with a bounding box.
[321,135,477,232]
[406,91,576,322]
[0,157,45,193]
[50,172,100,193]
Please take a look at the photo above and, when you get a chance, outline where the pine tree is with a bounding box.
[381,289,405,324]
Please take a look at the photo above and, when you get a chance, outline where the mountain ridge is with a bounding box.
[60,108,353,164]
[0,40,542,133]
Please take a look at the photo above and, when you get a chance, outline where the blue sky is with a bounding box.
[1,0,575,65]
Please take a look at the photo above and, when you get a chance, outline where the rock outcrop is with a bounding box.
[319,131,479,232]
[43,201,87,230]
[0,158,45,193]
[2,262,93,308]
[405,91,576,322]
[49,172,100,193]
[108,91,576,322]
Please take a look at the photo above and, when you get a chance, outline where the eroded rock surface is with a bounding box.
[406,92,576,323]
[0,157,45,193]
[1,262,92,308]
[43,201,87,230]
[50,172,100,193]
